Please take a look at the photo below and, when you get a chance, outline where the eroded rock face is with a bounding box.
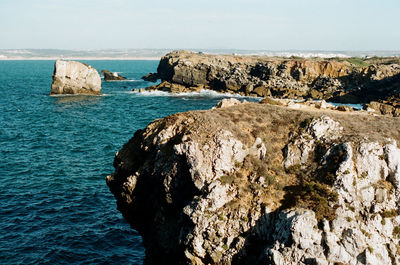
[101,69,126,81]
[107,102,400,265]
[51,60,101,95]
[144,50,400,104]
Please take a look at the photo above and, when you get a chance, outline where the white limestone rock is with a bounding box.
[51,59,101,95]
[284,115,343,168]
[108,107,400,265]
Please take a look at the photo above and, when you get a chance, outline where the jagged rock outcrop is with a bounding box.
[144,50,400,107]
[107,102,400,265]
[101,69,126,81]
[51,60,101,95]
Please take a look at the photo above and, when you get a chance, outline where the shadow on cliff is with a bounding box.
[229,195,322,265]
[229,208,279,265]
[329,72,400,104]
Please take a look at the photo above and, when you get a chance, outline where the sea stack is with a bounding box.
[101,70,126,81]
[51,60,101,95]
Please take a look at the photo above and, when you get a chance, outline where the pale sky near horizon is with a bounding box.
[1,0,399,51]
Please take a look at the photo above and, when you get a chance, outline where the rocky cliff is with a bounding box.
[51,60,101,95]
[107,101,400,265]
[145,51,400,113]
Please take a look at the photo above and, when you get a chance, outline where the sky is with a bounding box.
[1,0,399,51]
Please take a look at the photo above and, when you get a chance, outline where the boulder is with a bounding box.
[259,96,283,106]
[336,105,354,112]
[101,70,126,81]
[212,98,243,109]
[141,72,159,82]
[315,100,334,109]
[51,60,101,95]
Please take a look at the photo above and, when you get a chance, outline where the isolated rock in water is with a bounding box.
[51,60,101,95]
[141,72,159,82]
[107,103,400,265]
[101,69,126,81]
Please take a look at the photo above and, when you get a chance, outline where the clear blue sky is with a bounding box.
[1,0,399,50]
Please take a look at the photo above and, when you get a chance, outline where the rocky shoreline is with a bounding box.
[107,98,400,265]
[105,51,400,264]
[143,50,400,116]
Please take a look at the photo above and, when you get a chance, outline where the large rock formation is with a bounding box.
[107,102,400,265]
[145,50,400,106]
[51,60,101,95]
[101,69,127,81]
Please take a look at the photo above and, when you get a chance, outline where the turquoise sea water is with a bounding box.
[0,60,256,264]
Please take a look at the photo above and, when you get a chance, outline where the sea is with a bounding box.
[0,60,257,264]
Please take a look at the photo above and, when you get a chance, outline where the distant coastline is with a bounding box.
[1,48,400,61]
[0,56,161,60]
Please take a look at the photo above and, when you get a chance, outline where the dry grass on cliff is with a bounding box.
[163,102,400,219]
[170,50,400,70]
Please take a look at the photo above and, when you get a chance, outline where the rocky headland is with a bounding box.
[51,60,101,95]
[101,69,127,81]
[143,50,400,116]
[107,99,400,265]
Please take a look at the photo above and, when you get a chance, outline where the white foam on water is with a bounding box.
[131,89,261,99]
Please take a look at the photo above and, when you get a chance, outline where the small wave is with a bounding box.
[133,89,261,99]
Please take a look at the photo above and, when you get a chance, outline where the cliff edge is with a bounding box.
[107,102,400,264]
